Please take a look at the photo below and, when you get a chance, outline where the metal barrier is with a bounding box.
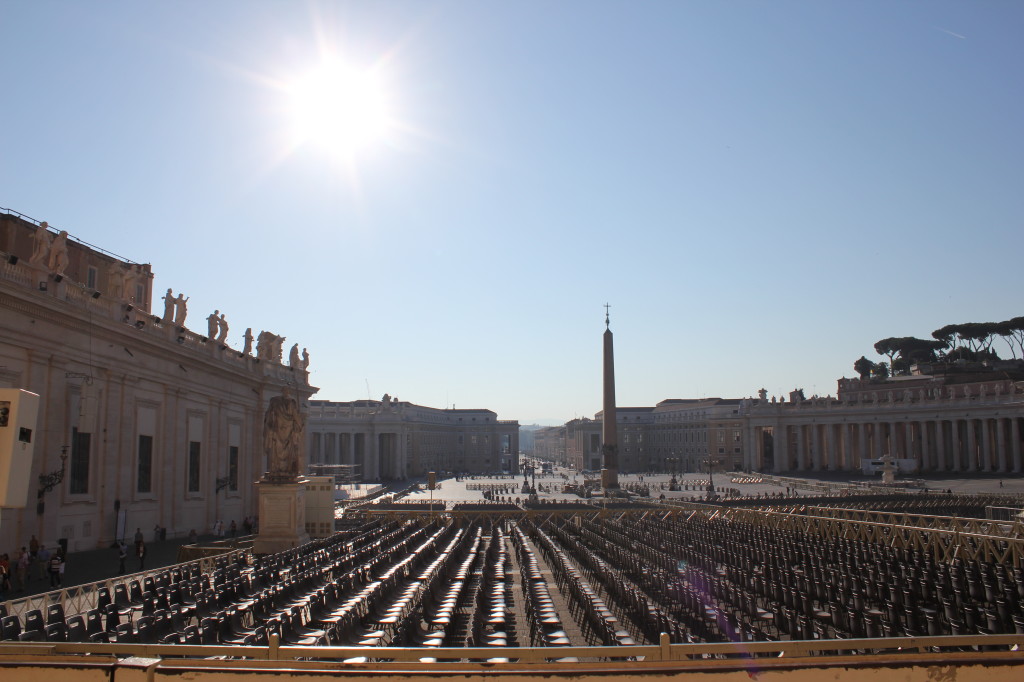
[1,547,249,620]
[1,631,1022,665]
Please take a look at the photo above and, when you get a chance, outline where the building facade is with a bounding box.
[533,426,566,467]
[0,211,316,552]
[741,372,1024,474]
[306,398,519,478]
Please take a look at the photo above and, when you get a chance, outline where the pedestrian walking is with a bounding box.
[117,542,128,575]
[0,553,10,597]
[16,547,29,591]
[134,528,144,554]
[137,541,147,571]
[36,544,51,581]
[49,551,62,587]
[229,520,237,537]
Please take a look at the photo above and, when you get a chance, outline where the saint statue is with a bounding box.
[243,328,254,355]
[289,343,301,368]
[162,288,175,322]
[207,310,220,339]
[30,223,52,265]
[107,262,126,299]
[48,230,69,275]
[173,293,189,326]
[301,348,310,371]
[263,389,305,481]
[217,313,229,343]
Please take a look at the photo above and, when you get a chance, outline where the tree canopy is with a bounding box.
[855,316,1022,380]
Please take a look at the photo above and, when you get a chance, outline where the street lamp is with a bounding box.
[704,456,719,500]
[37,445,69,515]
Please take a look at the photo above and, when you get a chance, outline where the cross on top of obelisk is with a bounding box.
[604,302,610,329]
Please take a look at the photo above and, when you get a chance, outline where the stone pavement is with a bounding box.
[398,466,1024,505]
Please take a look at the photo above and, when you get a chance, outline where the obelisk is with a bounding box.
[601,304,619,490]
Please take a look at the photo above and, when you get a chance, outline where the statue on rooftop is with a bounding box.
[30,222,52,266]
[107,262,126,299]
[207,310,220,339]
[289,343,301,368]
[217,313,229,343]
[162,289,175,322]
[243,328,254,355]
[301,347,310,371]
[48,230,69,275]
[173,293,189,326]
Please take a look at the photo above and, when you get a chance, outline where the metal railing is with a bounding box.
[1,547,248,620]
[1,631,1022,666]
[1,206,142,264]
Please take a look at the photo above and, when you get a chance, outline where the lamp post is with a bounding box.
[37,445,69,515]
[704,456,719,500]
[667,453,679,491]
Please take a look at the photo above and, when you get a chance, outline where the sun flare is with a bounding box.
[287,57,392,157]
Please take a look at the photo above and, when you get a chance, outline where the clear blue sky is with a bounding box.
[2,1,1022,425]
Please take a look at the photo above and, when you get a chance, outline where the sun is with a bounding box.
[286,57,393,157]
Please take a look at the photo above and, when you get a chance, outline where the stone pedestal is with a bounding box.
[253,478,310,555]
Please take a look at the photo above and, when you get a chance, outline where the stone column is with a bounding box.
[888,422,899,458]
[904,421,914,465]
[823,424,834,470]
[981,418,994,472]
[996,418,1007,473]
[934,419,945,472]
[946,417,954,471]
[811,424,822,471]
[858,423,868,463]
[747,425,759,471]
[1012,418,1022,473]
[842,424,853,471]
[873,422,884,462]
[774,425,788,473]
[795,426,806,471]
[966,419,978,472]
[920,421,931,472]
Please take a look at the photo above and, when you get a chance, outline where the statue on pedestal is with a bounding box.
[162,289,175,323]
[243,328,254,355]
[217,313,229,343]
[107,262,126,299]
[30,222,52,266]
[48,230,69,275]
[207,310,220,339]
[289,343,301,368]
[263,389,305,482]
[173,293,189,326]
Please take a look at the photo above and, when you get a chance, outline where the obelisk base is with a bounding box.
[253,478,310,555]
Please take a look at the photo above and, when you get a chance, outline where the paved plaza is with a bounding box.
[4,466,1021,604]
[398,466,1024,504]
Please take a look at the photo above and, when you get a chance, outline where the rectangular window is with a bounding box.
[229,445,239,491]
[188,441,201,492]
[137,435,153,493]
[87,266,98,289]
[69,428,91,494]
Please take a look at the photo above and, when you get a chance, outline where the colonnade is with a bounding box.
[745,415,1024,474]
[307,429,408,481]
